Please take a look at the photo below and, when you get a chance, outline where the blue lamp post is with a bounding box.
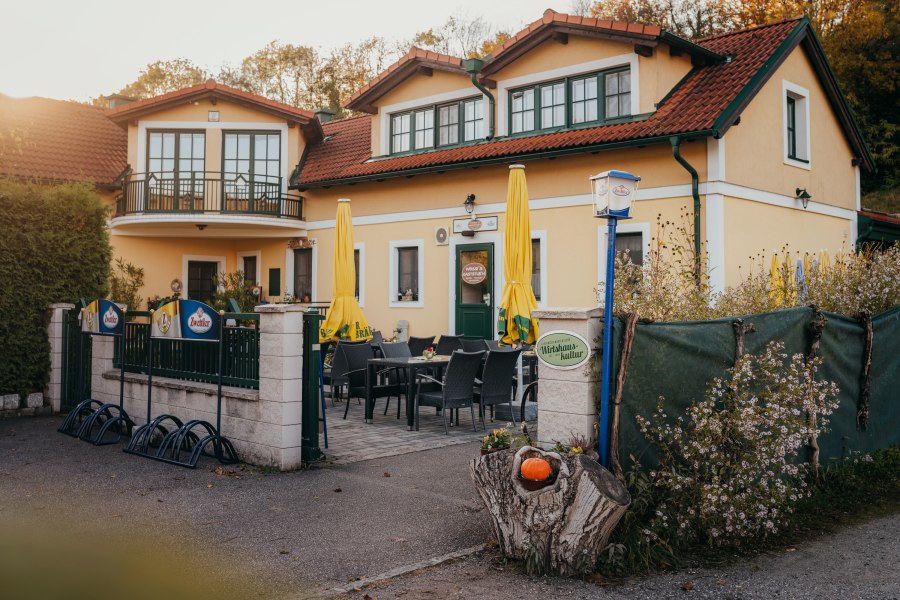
[590,169,640,467]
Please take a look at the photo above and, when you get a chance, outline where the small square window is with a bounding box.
[390,241,424,306]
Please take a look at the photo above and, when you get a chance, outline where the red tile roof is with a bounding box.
[107,79,316,121]
[345,47,467,113]
[296,18,803,188]
[0,95,127,186]
[859,209,900,225]
[487,9,661,65]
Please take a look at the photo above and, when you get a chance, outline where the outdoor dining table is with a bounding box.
[364,355,451,430]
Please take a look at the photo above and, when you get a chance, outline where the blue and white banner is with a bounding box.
[151,299,220,341]
[82,299,125,336]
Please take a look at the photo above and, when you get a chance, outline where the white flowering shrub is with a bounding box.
[636,341,840,547]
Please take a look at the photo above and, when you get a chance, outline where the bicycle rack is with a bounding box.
[59,300,134,444]
[124,299,238,468]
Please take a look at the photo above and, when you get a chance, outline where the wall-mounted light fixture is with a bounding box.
[795,188,811,210]
[464,193,476,214]
[196,224,208,231]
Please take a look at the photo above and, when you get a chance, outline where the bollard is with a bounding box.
[301,309,324,463]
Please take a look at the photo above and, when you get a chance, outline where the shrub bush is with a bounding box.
[0,179,111,396]
[108,257,144,315]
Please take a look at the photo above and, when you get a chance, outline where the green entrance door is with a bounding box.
[455,243,493,339]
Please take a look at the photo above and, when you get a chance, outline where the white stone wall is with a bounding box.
[89,304,306,470]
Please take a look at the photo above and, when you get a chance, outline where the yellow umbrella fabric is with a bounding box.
[769,254,784,306]
[497,165,539,345]
[319,199,373,342]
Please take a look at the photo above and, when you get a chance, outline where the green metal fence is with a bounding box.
[113,311,260,389]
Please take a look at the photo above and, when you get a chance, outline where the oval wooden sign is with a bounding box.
[535,330,592,370]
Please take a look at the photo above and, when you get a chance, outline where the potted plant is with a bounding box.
[480,427,511,455]
[422,346,435,360]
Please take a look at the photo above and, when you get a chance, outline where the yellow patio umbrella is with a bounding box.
[769,253,784,306]
[319,199,373,342]
[818,250,831,276]
[497,165,539,345]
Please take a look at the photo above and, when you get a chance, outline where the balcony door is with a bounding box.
[146,131,205,211]
[222,132,281,214]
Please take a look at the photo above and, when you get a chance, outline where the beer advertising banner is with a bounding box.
[179,299,221,341]
[151,300,220,342]
[151,300,182,339]
[81,299,125,336]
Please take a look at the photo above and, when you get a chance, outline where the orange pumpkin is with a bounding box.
[520,457,552,481]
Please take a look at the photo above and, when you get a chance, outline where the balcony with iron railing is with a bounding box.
[111,172,304,235]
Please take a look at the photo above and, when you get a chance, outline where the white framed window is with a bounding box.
[284,242,317,302]
[389,239,424,308]
[237,250,261,285]
[354,242,365,307]
[531,229,548,307]
[597,223,651,305]
[181,254,226,306]
[782,80,811,170]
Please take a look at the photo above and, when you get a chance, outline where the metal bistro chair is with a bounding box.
[436,334,464,355]
[379,341,412,418]
[323,339,367,408]
[407,336,436,356]
[415,350,485,434]
[341,342,404,420]
[460,338,487,352]
[474,349,522,427]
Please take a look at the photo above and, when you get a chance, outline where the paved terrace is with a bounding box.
[320,397,527,465]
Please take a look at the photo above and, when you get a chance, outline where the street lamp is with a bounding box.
[590,169,640,467]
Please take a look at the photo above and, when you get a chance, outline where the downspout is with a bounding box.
[462,58,494,141]
[670,136,702,284]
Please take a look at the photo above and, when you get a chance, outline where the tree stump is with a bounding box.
[471,446,630,575]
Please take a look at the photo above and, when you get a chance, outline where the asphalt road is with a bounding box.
[1,416,897,600]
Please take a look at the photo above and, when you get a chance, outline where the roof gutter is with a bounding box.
[295,130,716,190]
[670,135,702,284]
[462,58,494,141]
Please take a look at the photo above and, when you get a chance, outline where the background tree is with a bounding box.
[218,41,321,108]
[116,58,208,99]
[411,13,509,58]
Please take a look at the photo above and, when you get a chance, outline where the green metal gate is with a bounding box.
[60,306,90,412]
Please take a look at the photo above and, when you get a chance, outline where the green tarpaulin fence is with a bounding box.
[610,306,900,468]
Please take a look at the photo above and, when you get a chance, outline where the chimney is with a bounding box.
[314,108,336,124]
[105,94,137,109]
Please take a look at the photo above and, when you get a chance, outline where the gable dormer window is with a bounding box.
[508,66,632,135]
[389,96,485,155]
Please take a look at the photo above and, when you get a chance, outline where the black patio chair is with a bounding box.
[372,330,384,345]
[341,342,404,420]
[322,339,368,407]
[474,349,522,427]
[378,341,413,418]
[436,335,464,355]
[460,338,487,352]
[407,336,436,356]
[415,350,485,434]
[485,339,519,352]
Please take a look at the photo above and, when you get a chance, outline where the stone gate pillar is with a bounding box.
[531,307,603,450]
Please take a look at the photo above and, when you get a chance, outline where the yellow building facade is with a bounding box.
[89,11,872,338]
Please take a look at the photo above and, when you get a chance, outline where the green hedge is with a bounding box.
[0,180,111,396]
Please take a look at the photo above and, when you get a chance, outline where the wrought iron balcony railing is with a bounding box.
[115,172,302,221]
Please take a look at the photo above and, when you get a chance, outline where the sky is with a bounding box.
[1,0,573,101]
